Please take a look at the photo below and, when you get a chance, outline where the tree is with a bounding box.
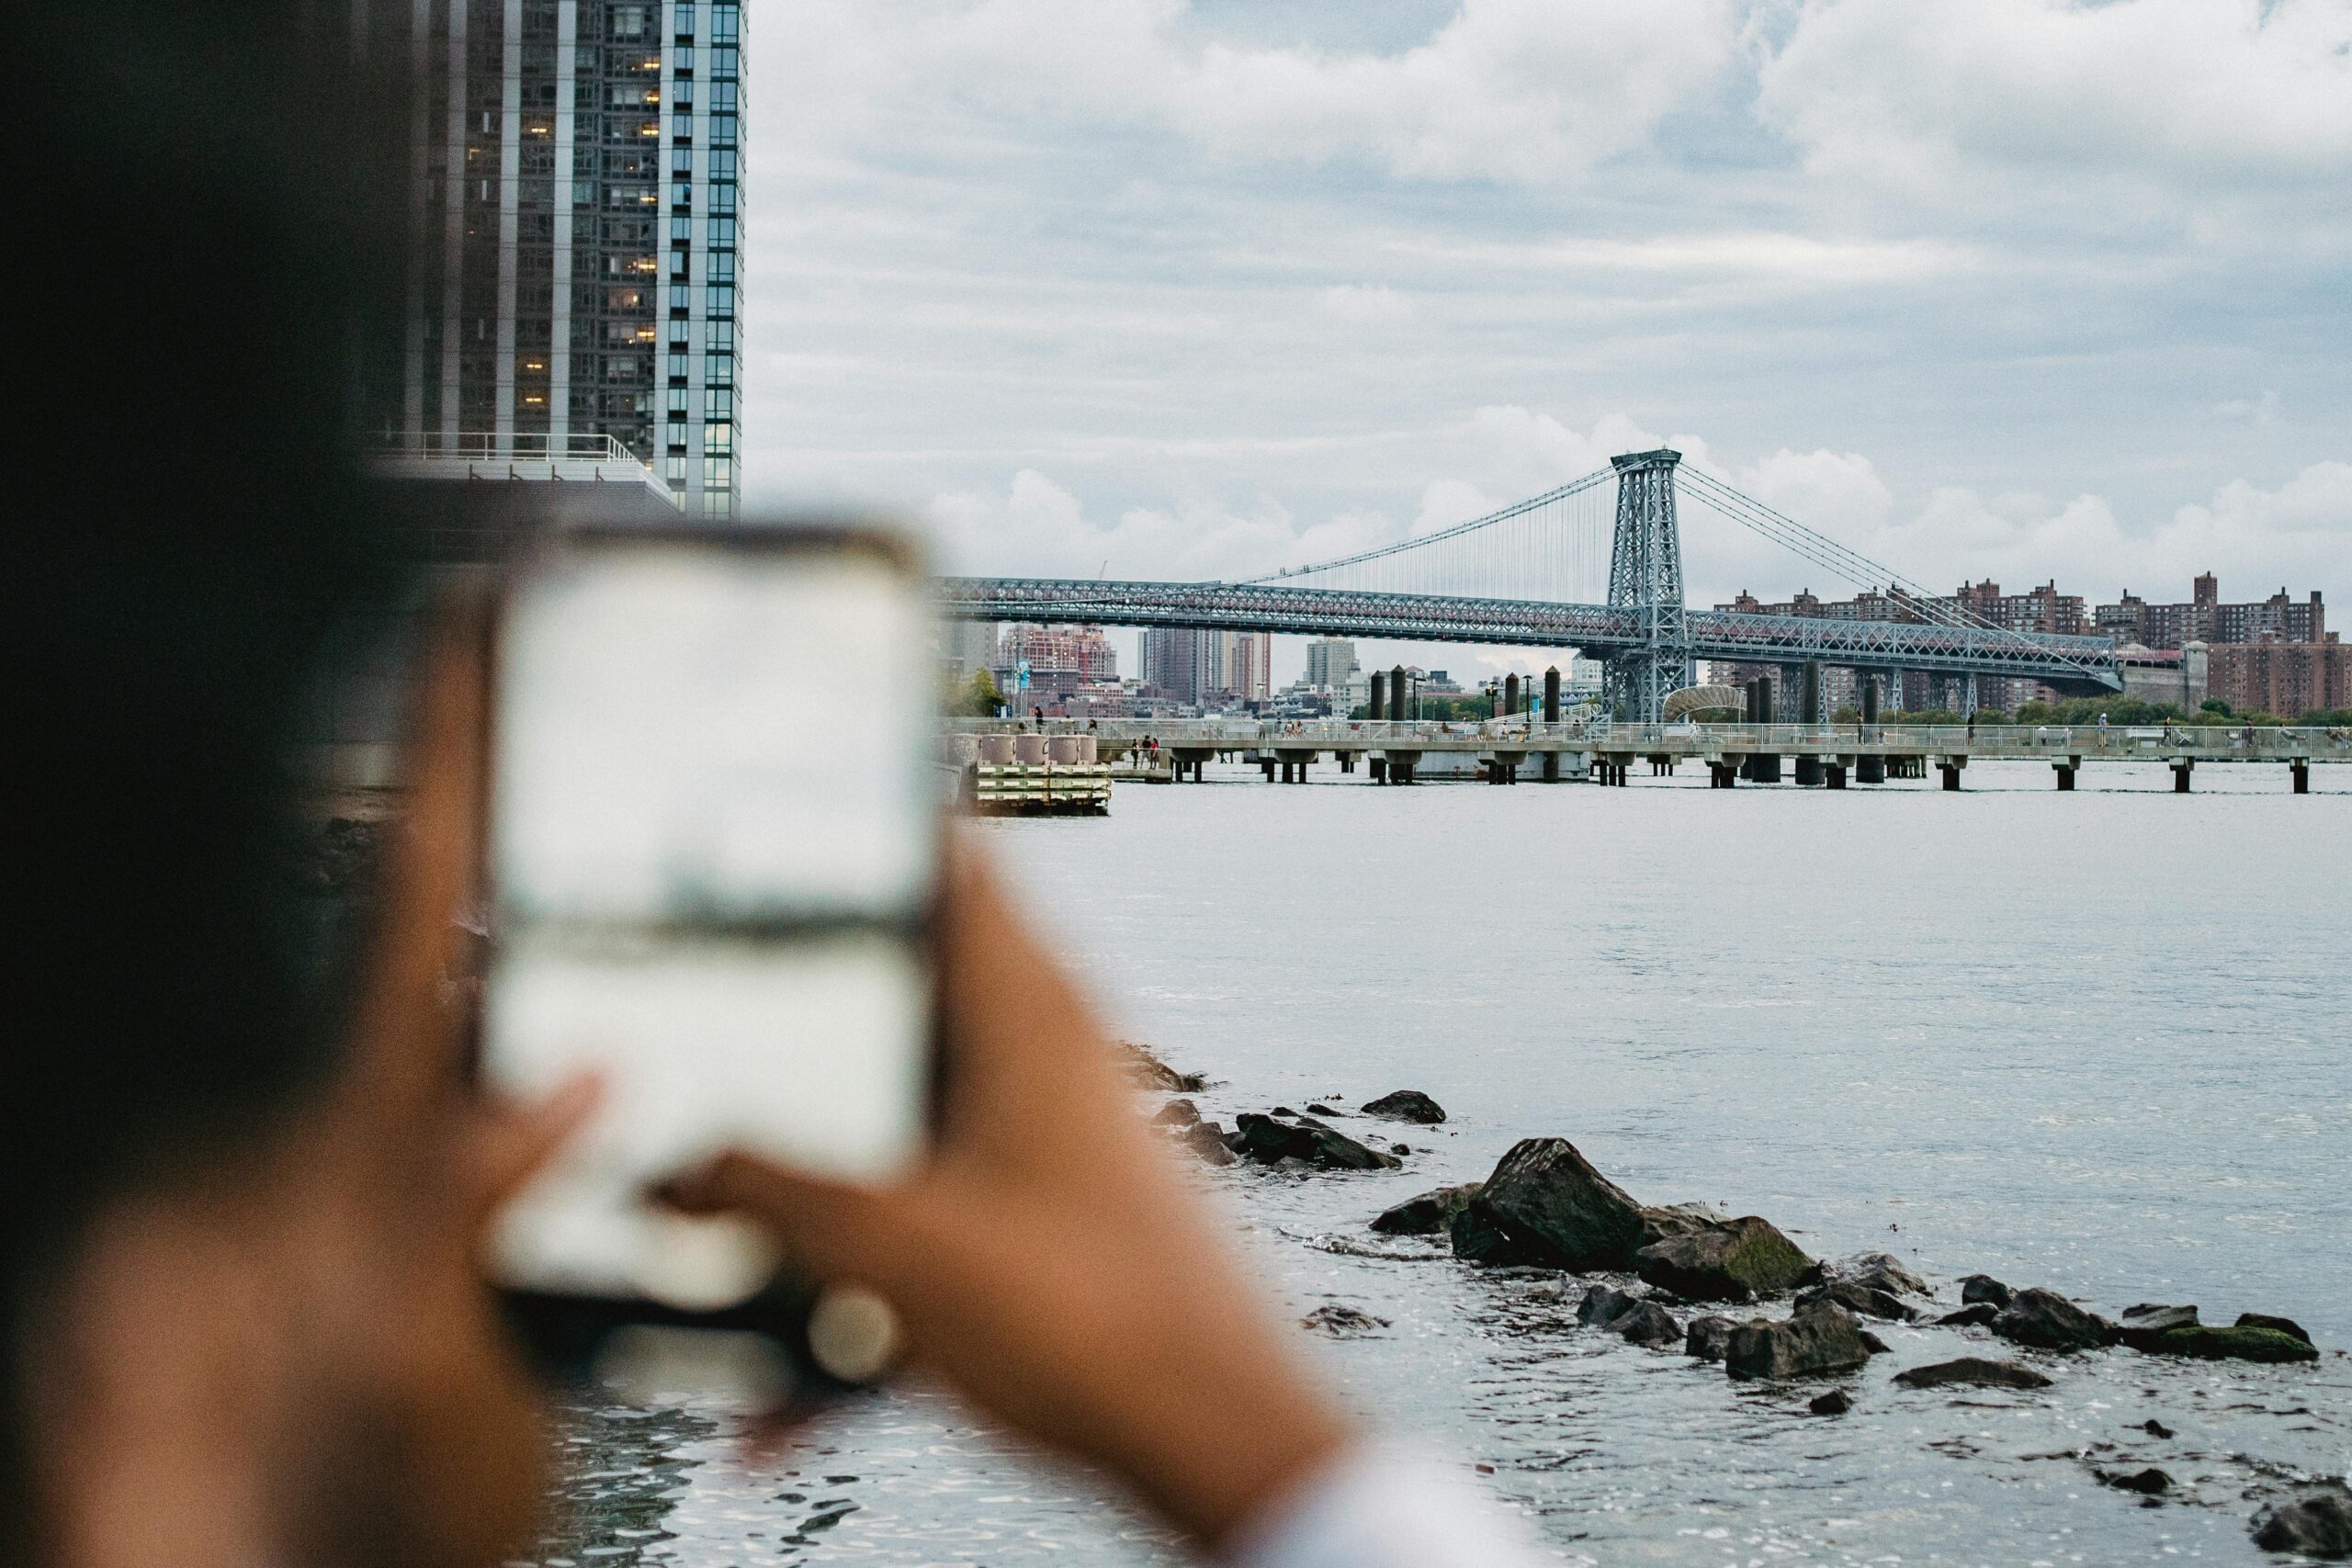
[958,668,1004,717]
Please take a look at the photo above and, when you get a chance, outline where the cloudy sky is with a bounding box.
[739,0,2352,682]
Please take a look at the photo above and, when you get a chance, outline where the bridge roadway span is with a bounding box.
[942,578,2126,692]
[950,718,2348,793]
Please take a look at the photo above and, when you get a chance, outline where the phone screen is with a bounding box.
[481,530,937,1313]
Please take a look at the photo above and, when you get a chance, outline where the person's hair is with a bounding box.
[5,0,414,1540]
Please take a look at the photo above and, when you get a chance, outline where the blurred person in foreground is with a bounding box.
[5,5,1539,1567]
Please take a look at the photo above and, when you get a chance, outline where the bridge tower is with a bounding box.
[1604,449,1693,722]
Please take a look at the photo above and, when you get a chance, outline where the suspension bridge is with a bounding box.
[941,448,2125,720]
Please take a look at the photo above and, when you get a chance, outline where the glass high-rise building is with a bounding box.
[362,1,743,518]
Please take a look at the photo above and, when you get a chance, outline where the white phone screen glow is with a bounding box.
[483,542,934,1307]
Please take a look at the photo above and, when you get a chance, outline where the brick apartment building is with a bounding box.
[1710,580,2085,715]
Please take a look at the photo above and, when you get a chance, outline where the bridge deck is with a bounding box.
[943,578,2125,691]
[949,718,2352,766]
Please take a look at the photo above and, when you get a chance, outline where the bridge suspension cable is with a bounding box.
[1669,467,2109,684]
[1242,465,1618,604]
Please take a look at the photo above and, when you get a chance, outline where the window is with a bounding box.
[709,81,738,113]
[705,284,735,317]
[711,6,740,42]
[708,251,734,282]
[673,45,695,73]
[705,389,734,421]
[668,353,690,382]
[672,179,693,209]
[709,114,737,147]
[708,150,737,180]
[705,319,734,350]
[667,421,687,452]
[665,456,689,482]
[671,214,692,242]
[704,423,734,455]
[611,5,647,39]
[668,387,690,415]
[707,182,736,214]
[711,46,739,79]
[672,78,694,107]
[707,458,733,488]
[670,249,690,277]
[669,283,691,314]
[672,148,693,175]
[704,353,733,386]
[669,320,693,350]
[674,4,696,38]
[707,216,736,246]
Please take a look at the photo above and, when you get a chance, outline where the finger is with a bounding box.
[346,591,496,1111]
[657,1150,925,1294]
[469,1071,605,1222]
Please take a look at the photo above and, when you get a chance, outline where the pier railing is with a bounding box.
[944,717,2352,761]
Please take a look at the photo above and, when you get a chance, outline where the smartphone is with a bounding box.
[478,524,939,1401]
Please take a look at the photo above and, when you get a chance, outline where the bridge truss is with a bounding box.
[949,449,2127,711]
[940,577,2123,692]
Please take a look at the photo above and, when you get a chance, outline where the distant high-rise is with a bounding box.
[1144,628,1269,707]
[363,0,743,518]
[1305,637,1358,689]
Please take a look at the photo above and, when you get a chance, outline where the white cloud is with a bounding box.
[1315,284,1414,325]
[1757,0,2352,233]
[2213,389,2282,424]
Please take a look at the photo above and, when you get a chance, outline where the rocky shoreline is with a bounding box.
[1122,1043,2349,1562]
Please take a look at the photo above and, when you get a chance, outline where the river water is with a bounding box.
[534,760,2352,1567]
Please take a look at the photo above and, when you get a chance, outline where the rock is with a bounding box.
[1637,1201,1730,1245]
[1807,1389,1853,1416]
[2098,1467,2173,1496]
[1828,1253,1929,1298]
[1859,1328,1892,1354]
[1959,1274,2014,1308]
[1178,1122,1238,1166]
[2236,1313,2313,1347]
[1452,1138,1647,1269]
[2142,1419,2176,1438]
[1447,1201,1522,1263]
[1939,1303,2001,1328]
[1120,1042,1206,1092]
[1370,1183,1483,1236]
[1616,1302,1685,1348]
[1993,1288,2112,1353]
[1685,1315,1736,1361]
[1390,1143,1411,1156]
[1306,1103,1342,1116]
[2117,1303,2200,1350]
[1797,1280,1919,1322]
[1300,1303,1389,1337]
[1634,1216,1815,1303]
[2252,1485,2352,1559]
[1359,1089,1447,1124]
[1271,1106,1298,1118]
[1231,1112,1402,1172]
[1892,1357,2053,1391]
[2136,1325,2319,1364]
[1724,1301,1882,1382]
[1576,1284,1643,1329]
[1153,1099,1201,1127]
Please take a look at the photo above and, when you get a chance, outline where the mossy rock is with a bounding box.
[1636,1215,1814,1303]
[2143,1325,2318,1364]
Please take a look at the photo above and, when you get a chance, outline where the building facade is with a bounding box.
[2095,575,2326,650]
[997,623,1118,705]
[1142,629,1271,708]
[2204,639,2350,717]
[1305,637,1359,689]
[364,0,743,518]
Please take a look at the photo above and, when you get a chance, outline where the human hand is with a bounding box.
[661,839,1350,1551]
